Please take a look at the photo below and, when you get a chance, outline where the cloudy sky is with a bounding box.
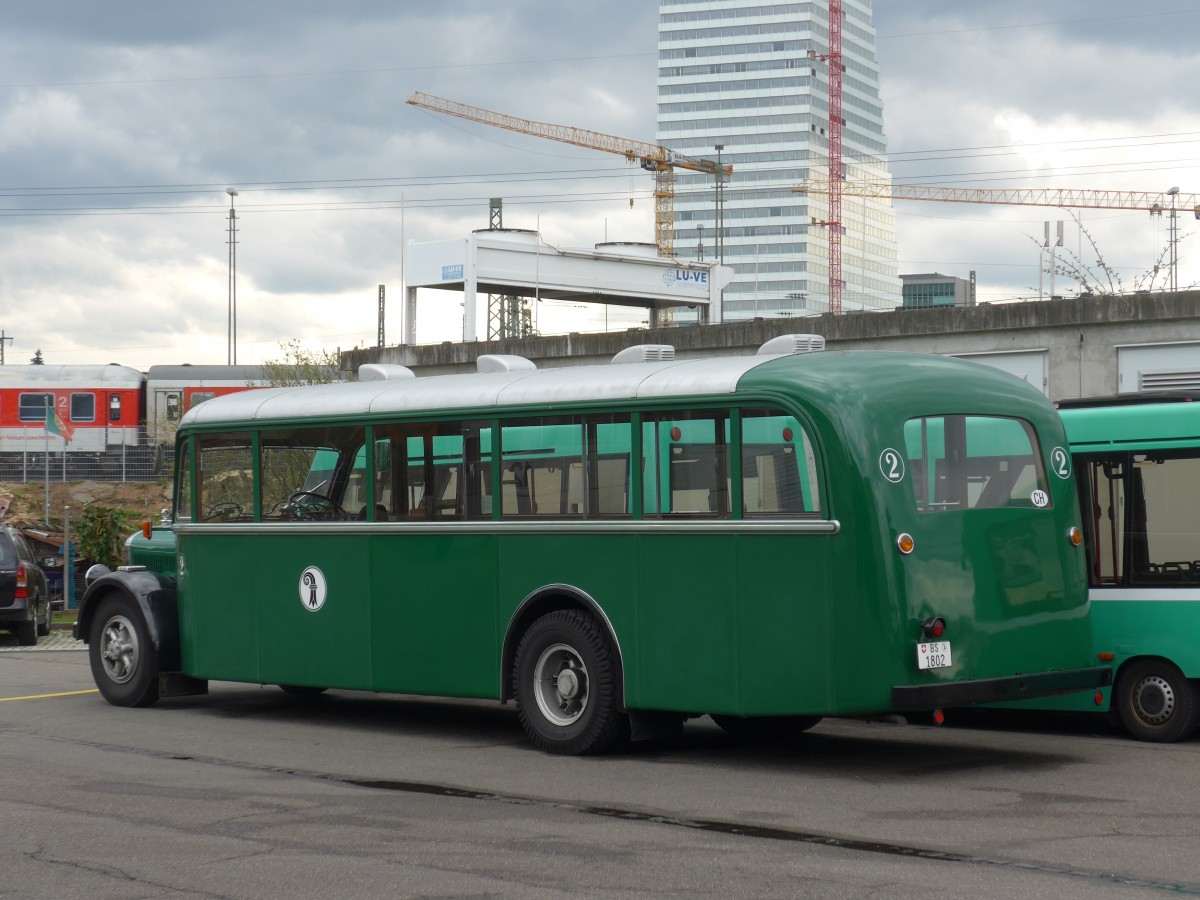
[2,2,1198,370]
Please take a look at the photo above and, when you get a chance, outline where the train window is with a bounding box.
[70,393,96,423]
[109,394,122,422]
[17,393,52,423]
[189,392,216,409]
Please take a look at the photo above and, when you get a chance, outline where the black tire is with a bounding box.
[513,609,628,755]
[711,714,823,740]
[279,685,328,696]
[88,594,160,708]
[14,617,36,646]
[1114,659,1199,743]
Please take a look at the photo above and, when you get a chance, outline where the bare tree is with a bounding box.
[1027,210,1192,297]
[258,339,345,387]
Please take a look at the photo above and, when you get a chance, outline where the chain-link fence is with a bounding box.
[0,430,171,483]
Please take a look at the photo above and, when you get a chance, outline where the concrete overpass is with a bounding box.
[344,291,1200,402]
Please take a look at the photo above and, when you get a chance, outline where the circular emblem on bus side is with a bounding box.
[1031,489,1049,508]
[879,447,905,483]
[1050,446,1072,480]
[299,566,327,612]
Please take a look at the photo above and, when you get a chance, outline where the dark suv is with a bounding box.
[0,524,51,646]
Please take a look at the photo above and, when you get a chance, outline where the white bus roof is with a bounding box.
[181,354,780,426]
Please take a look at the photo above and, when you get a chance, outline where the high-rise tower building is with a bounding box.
[657,1,899,319]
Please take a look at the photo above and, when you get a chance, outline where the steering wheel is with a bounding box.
[286,491,346,520]
[205,501,244,521]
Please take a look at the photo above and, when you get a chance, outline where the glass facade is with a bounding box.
[902,281,958,309]
[657,1,900,319]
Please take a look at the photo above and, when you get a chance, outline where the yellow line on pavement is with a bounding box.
[0,689,99,703]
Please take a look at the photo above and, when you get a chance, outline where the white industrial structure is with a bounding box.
[401,230,734,345]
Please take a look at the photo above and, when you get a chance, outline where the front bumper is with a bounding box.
[892,665,1112,711]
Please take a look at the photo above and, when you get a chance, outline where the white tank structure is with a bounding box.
[402,229,734,344]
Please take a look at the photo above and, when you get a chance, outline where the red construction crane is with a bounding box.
[808,0,845,314]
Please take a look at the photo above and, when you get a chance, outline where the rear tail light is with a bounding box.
[15,562,28,600]
[921,616,947,639]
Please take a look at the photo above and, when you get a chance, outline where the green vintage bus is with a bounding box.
[1002,393,1200,742]
[76,339,1110,754]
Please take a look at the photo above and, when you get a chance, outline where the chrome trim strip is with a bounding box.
[174,518,842,537]
[1090,588,1200,602]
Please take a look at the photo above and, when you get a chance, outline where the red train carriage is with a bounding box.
[0,364,143,458]
[0,363,308,480]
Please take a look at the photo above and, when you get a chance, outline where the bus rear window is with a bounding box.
[905,415,1048,512]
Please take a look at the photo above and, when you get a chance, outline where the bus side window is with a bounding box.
[175,438,194,523]
[741,408,821,516]
[645,410,731,518]
[259,425,364,522]
[197,433,253,522]
[500,417,585,518]
[1127,453,1200,587]
[591,416,633,518]
[404,421,492,521]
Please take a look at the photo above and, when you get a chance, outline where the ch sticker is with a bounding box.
[299,566,327,612]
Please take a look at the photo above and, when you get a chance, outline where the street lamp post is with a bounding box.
[226,188,239,364]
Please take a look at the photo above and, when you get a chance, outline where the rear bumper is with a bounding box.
[0,601,33,623]
[892,665,1112,711]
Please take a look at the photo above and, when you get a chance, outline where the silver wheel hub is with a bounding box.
[99,614,139,685]
[533,642,589,727]
[1132,675,1175,726]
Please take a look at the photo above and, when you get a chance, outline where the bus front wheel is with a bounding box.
[513,610,628,755]
[1115,659,1199,743]
[88,595,160,708]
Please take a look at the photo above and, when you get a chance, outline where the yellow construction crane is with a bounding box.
[794,179,1200,213]
[407,91,732,256]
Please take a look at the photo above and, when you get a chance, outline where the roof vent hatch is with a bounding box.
[611,344,676,365]
[757,334,826,356]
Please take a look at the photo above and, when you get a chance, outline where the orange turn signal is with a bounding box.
[142,520,152,540]
[896,532,915,555]
[1068,526,1083,546]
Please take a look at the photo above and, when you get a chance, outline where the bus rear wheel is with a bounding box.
[88,595,160,708]
[513,609,628,755]
[1115,659,1199,743]
[711,715,823,740]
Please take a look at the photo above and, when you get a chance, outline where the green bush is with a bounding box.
[77,506,139,569]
